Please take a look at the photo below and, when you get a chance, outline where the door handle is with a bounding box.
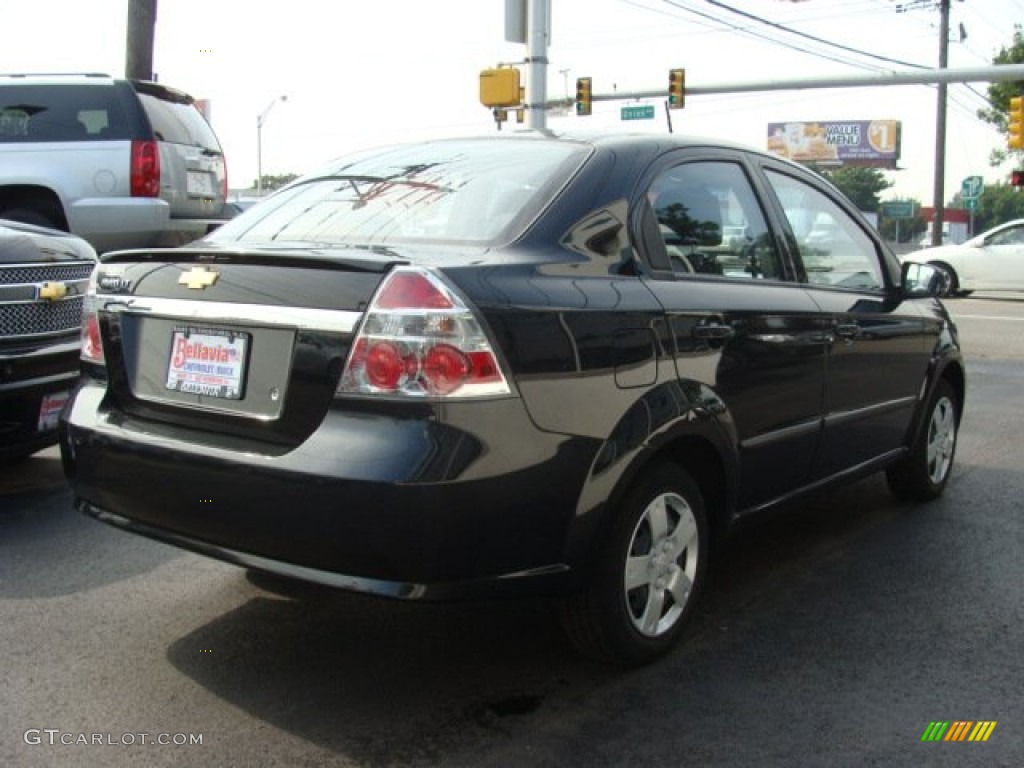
[834,323,860,340]
[693,323,735,341]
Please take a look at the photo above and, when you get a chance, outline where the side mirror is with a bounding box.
[901,261,950,298]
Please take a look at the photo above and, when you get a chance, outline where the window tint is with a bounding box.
[765,169,884,292]
[0,84,130,142]
[207,140,587,247]
[137,92,221,150]
[645,161,782,280]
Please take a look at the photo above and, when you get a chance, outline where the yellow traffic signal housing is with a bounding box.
[1009,95,1024,151]
[479,68,521,108]
[669,68,686,109]
[575,77,592,117]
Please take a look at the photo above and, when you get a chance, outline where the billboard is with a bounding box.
[767,120,901,168]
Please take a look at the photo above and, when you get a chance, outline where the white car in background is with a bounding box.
[902,218,1024,296]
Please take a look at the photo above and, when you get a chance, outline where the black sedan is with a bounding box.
[60,133,962,665]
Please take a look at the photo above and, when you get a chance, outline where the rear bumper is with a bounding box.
[61,380,600,598]
[68,198,222,252]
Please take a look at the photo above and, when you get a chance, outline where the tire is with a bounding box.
[929,261,960,298]
[560,462,708,666]
[886,379,958,502]
[0,207,58,230]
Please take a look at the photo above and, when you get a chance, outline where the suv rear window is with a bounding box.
[135,91,221,151]
[0,84,131,142]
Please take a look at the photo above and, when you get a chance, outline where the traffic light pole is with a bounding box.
[930,0,951,248]
[526,0,549,131]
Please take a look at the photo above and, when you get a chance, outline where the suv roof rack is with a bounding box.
[0,72,112,78]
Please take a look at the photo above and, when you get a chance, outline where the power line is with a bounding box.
[654,0,894,72]
[702,0,928,69]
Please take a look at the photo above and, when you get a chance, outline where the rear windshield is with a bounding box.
[136,91,221,151]
[206,139,587,247]
[0,84,131,142]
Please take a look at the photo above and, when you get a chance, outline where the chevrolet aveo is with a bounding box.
[60,133,963,665]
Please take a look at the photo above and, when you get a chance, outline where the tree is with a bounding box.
[253,173,299,193]
[971,183,1024,233]
[818,166,893,212]
[977,24,1024,167]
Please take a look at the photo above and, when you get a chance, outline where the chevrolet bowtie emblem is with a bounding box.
[179,266,220,290]
[38,281,68,301]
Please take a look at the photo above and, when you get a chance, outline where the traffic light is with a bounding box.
[668,68,686,109]
[1012,169,1024,187]
[575,77,592,116]
[1009,95,1024,151]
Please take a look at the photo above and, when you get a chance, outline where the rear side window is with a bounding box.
[136,92,221,151]
[644,161,783,280]
[0,84,131,142]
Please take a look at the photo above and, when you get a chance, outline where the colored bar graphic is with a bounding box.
[921,722,950,741]
[921,720,996,742]
[945,721,972,741]
[969,722,997,742]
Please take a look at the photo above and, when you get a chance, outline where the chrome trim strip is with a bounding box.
[823,397,917,428]
[96,294,361,334]
[741,418,821,450]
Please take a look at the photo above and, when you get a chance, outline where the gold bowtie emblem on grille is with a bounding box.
[38,281,68,301]
[179,266,220,290]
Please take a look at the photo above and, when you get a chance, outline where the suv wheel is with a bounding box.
[886,379,958,501]
[560,462,708,666]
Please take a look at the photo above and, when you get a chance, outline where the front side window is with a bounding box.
[644,161,782,280]
[765,169,884,292]
[988,223,1024,246]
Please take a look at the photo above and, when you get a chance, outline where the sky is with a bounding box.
[2,0,1022,203]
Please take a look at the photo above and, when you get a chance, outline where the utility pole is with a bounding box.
[930,0,951,247]
[526,0,550,131]
[125,0,158,81]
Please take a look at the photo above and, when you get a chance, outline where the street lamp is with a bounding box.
[256,94,287,196]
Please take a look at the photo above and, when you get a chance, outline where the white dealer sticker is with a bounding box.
[165,328,248,400]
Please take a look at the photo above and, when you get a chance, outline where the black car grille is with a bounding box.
[0,296,84,338]
[0,261,93,339]
[0,263,94,285]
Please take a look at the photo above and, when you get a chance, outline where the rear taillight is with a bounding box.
[220,154,228,201]
[338,267,510,398]
[130,139,160,197]
[80,268,105,365]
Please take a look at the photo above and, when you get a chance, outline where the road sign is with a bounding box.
[621,105,655,121]
[880,201,915,219]
[964,197,979,212]
[961,175,984,199]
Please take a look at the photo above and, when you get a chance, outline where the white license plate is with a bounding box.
[38,391,70,432]
[165,328,248,400]
[186,171,216,197]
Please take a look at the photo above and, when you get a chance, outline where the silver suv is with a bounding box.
[0,73,229,253]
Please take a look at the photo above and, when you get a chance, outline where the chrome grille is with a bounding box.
[0,262,95,285]
[0,296,84,338]
[0,261,93,339]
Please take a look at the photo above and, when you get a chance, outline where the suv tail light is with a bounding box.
[338,267,510,398]
[80,268,105,365]
[130,140,160,197]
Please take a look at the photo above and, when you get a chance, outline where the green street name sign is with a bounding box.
[621,105,655,121]
[880,201,916,219]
